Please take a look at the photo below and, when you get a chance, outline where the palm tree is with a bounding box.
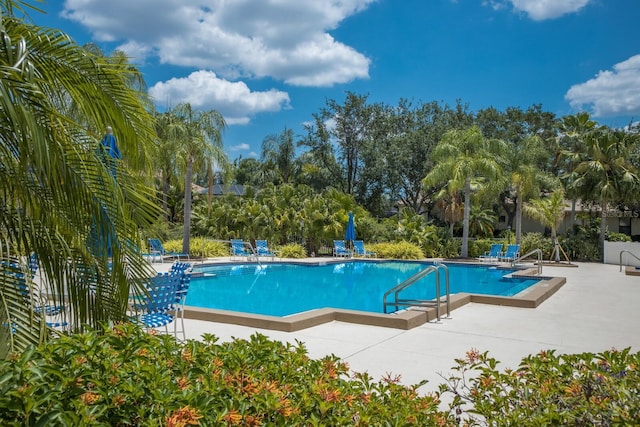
[503,135,558,245]
[261,128,299,184]
[1,1,159,356]
[556,112,598,233]
[569,127,640,257]
[423,127,505,257]
[163,103,227,255]
[524,190,568,262]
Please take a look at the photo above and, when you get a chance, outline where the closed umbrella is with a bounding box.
[345,211,356,248]
[97,126,121,257]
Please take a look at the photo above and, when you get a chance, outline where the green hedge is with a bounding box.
[0,324,448,426]
[2,324,638,425]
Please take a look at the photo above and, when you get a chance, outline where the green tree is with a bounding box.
[524,189,568,262]
[0,1,159,355]
[556,112,598,233]
[569,127,640,257]
[261,128,299,184]
[423,127,505,257]
[163,103,227,254]
[502,135,558,245]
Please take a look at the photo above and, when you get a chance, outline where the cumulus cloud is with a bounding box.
[148,71,290,125]
[61,0,372,86]
[484,0,590,20]
[565,55,640,117]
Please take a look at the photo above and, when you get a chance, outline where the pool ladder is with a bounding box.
[382,263,451,322]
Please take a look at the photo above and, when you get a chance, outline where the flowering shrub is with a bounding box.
[0,324,450,425]
[441,347,640,426]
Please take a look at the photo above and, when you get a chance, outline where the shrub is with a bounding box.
[278,243,307,258]
[0,324,450,426]
[371,241,424,259]
[188,237,229,257]
[441,348,640,426]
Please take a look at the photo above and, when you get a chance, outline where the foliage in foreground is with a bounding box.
[0,324,449,426]
[2,323,639,426]
[442,347,640,426]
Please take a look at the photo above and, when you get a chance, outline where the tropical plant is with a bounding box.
[523,189,568,262]
[160,103,228,254]
[0,0,159,356]
[423,126,505,257]
[260,128,299,184]
[568,127,640,258]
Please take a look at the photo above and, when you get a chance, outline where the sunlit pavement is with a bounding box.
[156,259,640,393]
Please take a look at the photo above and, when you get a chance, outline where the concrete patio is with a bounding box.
[160,260,640,393]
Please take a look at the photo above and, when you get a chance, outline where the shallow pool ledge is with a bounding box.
[183,274,566,332]
[184,293,470,332]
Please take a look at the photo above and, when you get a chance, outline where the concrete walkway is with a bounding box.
[165,261,640,393]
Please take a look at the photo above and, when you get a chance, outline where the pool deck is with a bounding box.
[156,259,640,393]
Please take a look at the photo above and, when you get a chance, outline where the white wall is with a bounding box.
[604,241,640,266]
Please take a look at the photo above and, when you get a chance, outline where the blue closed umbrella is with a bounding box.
[345,211,356,243]
[100,126,122,159]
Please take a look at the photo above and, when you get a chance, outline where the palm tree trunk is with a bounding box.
[515,191,523,245]
[570,199,577,235]
[162,170,170,221]
[600,198,607,261]
[461,178,471,257]
[182,160,193,255]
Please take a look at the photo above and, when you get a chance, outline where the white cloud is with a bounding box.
[148,71,290,124]
[229,143,251,152]
[565,55,640,117]
[61,0,373,86]
[484,0,591,20]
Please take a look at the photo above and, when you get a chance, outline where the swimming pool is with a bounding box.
[187,261,539,317]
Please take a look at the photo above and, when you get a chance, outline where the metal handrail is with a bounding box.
[619,250,640,272]
[382,263,451,321]
[511,249,543,275]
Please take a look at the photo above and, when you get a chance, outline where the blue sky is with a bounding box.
[33,0,640,159]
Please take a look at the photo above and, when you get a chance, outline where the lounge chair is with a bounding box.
[133,271,183,338]
[501,244,520,262]
[148,238,189,263]
[479,243,503,262]
[230,239,253,260]
[333,240,352,258]
[353,240,375,258]
[255,240,276,260]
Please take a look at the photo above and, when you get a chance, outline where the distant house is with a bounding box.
[194,184,246,197]
[496,201,640,240]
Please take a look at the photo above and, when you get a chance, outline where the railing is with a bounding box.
[511,249,543,275]
[382,263,450,322]
[619,250,640,272]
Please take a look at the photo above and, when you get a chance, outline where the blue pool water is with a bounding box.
[186,261,540,317]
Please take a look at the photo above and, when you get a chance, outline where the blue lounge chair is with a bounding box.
[148,238,189,263]
[230,239,253,260]
[133,271,183,338]
[353,240,375,258]
[501,244,520,262]
[255,240,276,260]
[479,244,503,262]
[333,240,352,258]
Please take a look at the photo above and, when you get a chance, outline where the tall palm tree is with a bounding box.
[0,1,159,356]
[163,103,227,255]
[569,127,640,257]
[502,135,558,245]
[423,127,505,257]
[556,112,598,233]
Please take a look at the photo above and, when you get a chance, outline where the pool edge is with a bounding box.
[182,275,565,331]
